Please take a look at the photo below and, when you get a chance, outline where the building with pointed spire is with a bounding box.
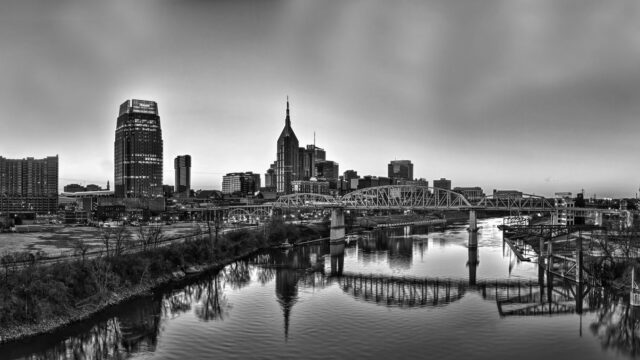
[276,98,300,194]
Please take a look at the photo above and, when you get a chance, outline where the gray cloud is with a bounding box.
[0,0,639,196]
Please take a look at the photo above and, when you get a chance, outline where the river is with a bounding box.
[2,217,639,359]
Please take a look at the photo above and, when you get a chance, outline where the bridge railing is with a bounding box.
[340,185,473,210]
[476,194,556,211]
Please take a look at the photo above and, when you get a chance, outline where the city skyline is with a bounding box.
[1,1,640,197]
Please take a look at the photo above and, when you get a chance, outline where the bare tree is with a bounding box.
[149,224,164,249]
[90,256,113,297]
[100,227,113,257]
[195,273,230,321]
[73,239,90,265]
[137,224,165,251]
[112,225,130,256]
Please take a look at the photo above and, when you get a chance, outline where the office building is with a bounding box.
[300,145,326,180]
[315,160,339,182]
[433,178,452,190]
[388,160,413,181]
[554,192,575,225]
[114,99,163,198]
[85,184,103,192]
[291,179,329,195]
[453,187,485,201]
[0,155,58,214]
[343,170,358,182]
[64,184,86,193]
[357,175,392,190]
[265,162,276,189]
[174,155,191,197]
[222,172,260,196]
[397,178,428,187]
[276,99,299,194]
[492,189,523,199]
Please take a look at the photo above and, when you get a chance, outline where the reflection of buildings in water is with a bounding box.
[416,238,428,261]
[357,229,413,269]
[387,238,413,270]
[359,231,390,252]
[426,237,446,248]
[118,296,163,353]
[330,242,345,276]
[275,268,299,341]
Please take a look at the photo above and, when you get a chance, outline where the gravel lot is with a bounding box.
[0,223,203,255]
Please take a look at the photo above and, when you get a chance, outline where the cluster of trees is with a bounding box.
[588,224,640,288]
[0,219,327,336]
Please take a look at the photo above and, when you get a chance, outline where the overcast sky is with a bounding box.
[1,0,639,197]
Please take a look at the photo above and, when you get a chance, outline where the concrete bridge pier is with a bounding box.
[468,210,478,233]
[467,245,478,286]
[468,231,478,248]
[330,208,346,243]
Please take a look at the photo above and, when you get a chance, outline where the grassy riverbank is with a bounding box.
[0,220,328,344]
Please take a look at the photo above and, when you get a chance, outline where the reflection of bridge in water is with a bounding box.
[294,270,591,316]
[250,234,592,317]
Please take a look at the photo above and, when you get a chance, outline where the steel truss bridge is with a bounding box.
[272,185,578,213]
[174,185,628,223]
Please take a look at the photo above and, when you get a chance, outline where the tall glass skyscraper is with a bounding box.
[174,155,191,196]
[388,160,414,181]
[276,99,299,194]
[114,99,163,198]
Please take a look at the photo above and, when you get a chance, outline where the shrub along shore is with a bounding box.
[0,220,327,344]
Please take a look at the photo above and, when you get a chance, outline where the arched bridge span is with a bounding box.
[272,185,557,212]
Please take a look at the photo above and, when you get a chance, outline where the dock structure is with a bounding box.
[500,224,608,284]
[632,268,640,307]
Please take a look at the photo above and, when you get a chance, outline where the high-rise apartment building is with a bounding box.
[114,99,163,198]
[0,155,58,213]
[174,155,191,197]
[276,99,299,194]
[388,160,413,181]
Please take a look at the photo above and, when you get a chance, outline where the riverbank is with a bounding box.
[0,221,328,344]
[0,252,250,344]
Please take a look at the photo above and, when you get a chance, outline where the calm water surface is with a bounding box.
[3,218,640,359]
